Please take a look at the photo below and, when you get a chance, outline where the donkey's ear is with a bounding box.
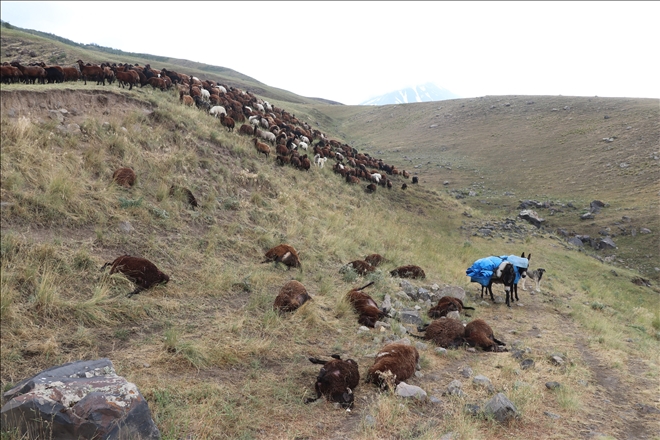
[520,252,525,258]
[527,253,531,260]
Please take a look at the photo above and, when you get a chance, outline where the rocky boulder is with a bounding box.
[518,210,545,228]
[1,358,160,440]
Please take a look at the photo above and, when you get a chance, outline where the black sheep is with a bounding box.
[305,355,360,408]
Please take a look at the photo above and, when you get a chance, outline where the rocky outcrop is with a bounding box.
[1,358,160,440]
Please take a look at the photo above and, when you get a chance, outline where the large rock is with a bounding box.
[518,210,544,228]
[438,286,466,302]
[483,393,519,423]
[1,359,160,439]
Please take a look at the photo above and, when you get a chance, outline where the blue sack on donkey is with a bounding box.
[466,256,504,287]
[499,254,529,284]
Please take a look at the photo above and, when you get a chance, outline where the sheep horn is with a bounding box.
[355,281,375,291]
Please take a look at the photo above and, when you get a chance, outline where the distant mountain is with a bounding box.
[360,83,460,106]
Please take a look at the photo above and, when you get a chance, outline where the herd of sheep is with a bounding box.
[8,57,539,410]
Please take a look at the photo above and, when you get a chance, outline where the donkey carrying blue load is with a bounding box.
[466,253,530,307]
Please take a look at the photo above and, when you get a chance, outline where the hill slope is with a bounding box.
[1,25,659,440]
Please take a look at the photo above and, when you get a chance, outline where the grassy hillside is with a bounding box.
[1,26,659,440]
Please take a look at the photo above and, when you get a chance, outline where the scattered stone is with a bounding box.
[396,382,427,400]
[435,347,447,355]
[473,375,491,387]
[580,212,595,220]
[430,396,443,404]
[358,326,371,333]
[439,286,466,301]
[483,393,519,423]
[1,359,160,439]
[48,110,64,123]
[446,380,465,397]
[440,432,457,440]
[364,414,376,427]
[374,321,391,331]
[568,237,584,247]
[545,381,561,390]
[394,291,412,301]
[399,310,423,325]
[550,355,565,366]
[399,280,416,296]
[414,341,429,351]
[460,367,473,378]
[520,359,535,370]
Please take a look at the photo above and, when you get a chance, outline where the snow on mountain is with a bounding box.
[360,83,460,106]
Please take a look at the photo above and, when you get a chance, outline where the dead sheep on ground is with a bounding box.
[413,317,465,349]
[274,280,311,313]
[100,255,169,297]
[390,265,426,279]
[464,319,506,352]
[428,296,475,319]
[305,355,360,409]
[365,342,419,390]
[262,244,301,269]
[346,281,386,328]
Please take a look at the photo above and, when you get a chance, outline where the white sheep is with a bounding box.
[216,85,227,94]
[300,135,310,144]
[260,118,269,129]
[314,154,328,168]
[371,173,382,183]
[249,115,260,127]
[256,128,276,143]
[209,106,227,118]
[201,89,211,102]
[255,103,265,112]
[298,142,308,151]
[263,101,272,112]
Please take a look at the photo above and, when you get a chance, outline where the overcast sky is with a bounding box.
[2,1,658,104]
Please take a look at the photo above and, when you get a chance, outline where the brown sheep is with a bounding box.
[364,254,385,267]
[342,260,375,276]
[345,281,386,328]
[179,90,194,106]
[401,183,408,190]
[305,355,360,409]
[220,113,235,132]
[366,343,419,389]
[464,319,506,352]
[273,280,311,313]
[366,183,377,193]
[390,265,426,279]
[262,244,301,269]
[238,124,254,136]
[252,138,271,158]
[428,297,475,319]
[100,255,169,297]
[415,318,465,348]
[112,167,136,188]
[169,185,198,210]
[76,60,104,86]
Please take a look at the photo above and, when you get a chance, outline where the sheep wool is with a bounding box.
[366,343,419,389]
